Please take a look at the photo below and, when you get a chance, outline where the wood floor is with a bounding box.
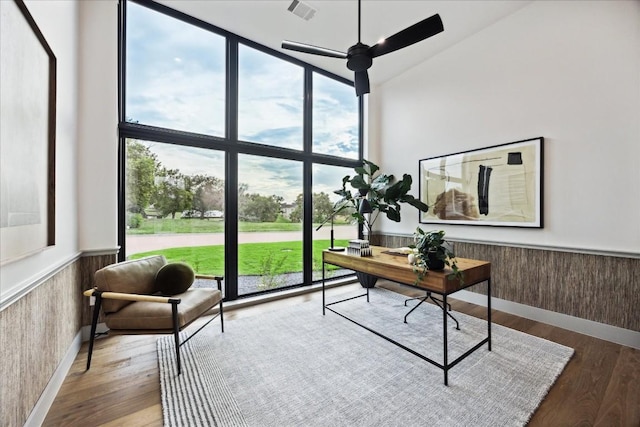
[44,281,640,426]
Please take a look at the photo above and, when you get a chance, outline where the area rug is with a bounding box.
[158,288,574,427]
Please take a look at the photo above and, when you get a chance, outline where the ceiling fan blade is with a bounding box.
[282,40,347,59]
[354,70,370,96]
[369,14,443,58]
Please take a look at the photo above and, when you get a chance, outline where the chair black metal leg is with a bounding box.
[214,277,225,333]
[404,295,428,323]
[429,293,452,312]
[86,293,102,371]
[171,303,181,375]
[404,292,460,329]
[405,293,452,311]
[219,300,224,333]
[404,295,424,307]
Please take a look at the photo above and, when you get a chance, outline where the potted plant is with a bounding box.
[333,159,429,238]
[333,159,429,287]
[409,227,463,284]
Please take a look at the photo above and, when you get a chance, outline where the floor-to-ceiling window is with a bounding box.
[119,0,361,300]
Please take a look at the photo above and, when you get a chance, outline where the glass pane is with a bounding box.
[238,155,303,295]
[238,44,303,149]
[124,139,226,296]
[313,73,359,159]
[126,2,225,136]
[312,164,358,280]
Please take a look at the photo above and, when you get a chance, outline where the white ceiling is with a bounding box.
[158,0,532,87]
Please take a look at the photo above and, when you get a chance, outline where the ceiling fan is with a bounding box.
[282,0,444,97]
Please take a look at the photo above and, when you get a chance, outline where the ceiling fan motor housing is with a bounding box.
[347,43,373,72]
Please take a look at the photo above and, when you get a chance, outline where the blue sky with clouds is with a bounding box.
[126,2,358,203]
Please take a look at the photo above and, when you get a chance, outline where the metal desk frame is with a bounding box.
[322,247,491,386]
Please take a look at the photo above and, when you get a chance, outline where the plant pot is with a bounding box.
[426,252,445,271]
[356,271,378,288]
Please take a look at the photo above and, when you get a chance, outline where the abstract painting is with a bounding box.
[419,137,543,227]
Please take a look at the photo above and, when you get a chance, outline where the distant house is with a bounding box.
[144,205,163,219]
[280,202,296,219]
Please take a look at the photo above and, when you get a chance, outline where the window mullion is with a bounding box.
[225,36,239,300]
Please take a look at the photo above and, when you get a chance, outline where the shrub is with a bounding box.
[127,213,143,229]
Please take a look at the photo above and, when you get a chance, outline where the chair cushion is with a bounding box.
[154,262,195,296]
[104,288,222,331]
[95,255,167,313]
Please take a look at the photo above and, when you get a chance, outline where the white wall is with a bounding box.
[373,0,640,256]
[77,0,119,253]
[0,1,80,308]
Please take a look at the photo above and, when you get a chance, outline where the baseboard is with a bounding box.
[454,290,640,350]
[24,331,82,427]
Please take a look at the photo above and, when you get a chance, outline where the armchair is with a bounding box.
[84,255,224,374]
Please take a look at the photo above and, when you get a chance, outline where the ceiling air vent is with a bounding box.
[288,0,316,21]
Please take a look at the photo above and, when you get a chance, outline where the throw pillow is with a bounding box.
[154,262,195,296]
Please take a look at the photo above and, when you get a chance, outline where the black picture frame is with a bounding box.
[419,137,543,228]
[0,0,56,263]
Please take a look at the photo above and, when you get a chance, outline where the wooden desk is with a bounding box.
[322,246,492,385]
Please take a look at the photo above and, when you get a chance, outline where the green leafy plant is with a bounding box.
[333,159,429,236]
[127,213,143,229]
[409,228,463,284]
[256,250,289,290]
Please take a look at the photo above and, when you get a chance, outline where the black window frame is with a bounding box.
[118,0,363,301]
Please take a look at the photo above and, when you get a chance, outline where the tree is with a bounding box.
[126,140,159,216]
[289,193,304,223]
[313,192,334,223]
[191,175,225,218]
[240,193,283,222]
[289,192,335,223]
[153,169,193,219]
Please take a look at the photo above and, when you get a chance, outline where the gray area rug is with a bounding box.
[158,288,574,427]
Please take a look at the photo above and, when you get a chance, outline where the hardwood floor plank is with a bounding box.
[594,346,640,426]
[99,404,163,427]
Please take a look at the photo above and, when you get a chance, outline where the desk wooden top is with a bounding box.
[323,246,491,294]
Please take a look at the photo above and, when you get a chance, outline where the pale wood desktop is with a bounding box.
[322,246,492,385]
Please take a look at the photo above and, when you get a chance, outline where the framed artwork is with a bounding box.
[0,0,56,264]
[419,137,543,228]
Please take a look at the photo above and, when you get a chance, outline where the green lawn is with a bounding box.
[129,239,349,276]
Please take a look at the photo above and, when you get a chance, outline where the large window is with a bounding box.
[120,0,361,300]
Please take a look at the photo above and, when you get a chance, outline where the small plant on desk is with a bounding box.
[409,227,463,285]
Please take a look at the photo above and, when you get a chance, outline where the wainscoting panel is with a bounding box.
[373,234,639,332]
[0,261,81,427]
[80,253,117,325]
[0,253,117,427]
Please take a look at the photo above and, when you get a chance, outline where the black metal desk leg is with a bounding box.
[322,262,326,315]
[443,293,449,386]
[488,278,492,351]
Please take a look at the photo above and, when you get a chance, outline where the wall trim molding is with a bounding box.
[453,289,640,350]
[374,232,640,259]
[81,247,120,257]
[0,248,120,312]
[0,253,81,312]
[24,331,82,427]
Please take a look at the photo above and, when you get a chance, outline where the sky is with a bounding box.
[125,2,359,203]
